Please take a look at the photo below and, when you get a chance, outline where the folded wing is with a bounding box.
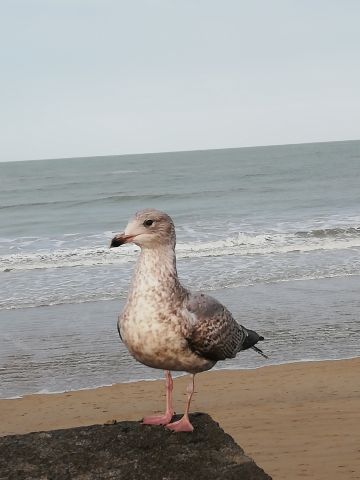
[184,292,247,361]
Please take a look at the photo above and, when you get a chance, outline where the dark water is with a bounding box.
[1,140,360,397]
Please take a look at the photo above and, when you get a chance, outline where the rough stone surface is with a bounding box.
[0,413,271,480]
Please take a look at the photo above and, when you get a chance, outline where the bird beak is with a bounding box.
[110,233,134,248]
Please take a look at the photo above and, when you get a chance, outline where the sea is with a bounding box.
[1,140,359,399]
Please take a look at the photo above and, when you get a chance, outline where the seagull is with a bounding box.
[110,209,267,432]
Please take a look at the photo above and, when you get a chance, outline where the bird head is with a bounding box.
[110,209,176,249]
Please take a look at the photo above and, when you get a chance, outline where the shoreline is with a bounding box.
[2,355,359,401]
[1,357,359,479]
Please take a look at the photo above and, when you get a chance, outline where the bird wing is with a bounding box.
[184,292,246,361]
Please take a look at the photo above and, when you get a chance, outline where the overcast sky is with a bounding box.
[1,0,359,162]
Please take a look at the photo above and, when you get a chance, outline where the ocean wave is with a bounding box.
[0,187,247,211]
[1,227,360,272]
[0,246,136,272]
[296,226,360,238]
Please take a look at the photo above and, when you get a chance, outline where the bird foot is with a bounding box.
[166,415,194,432]
[142,411,174,426]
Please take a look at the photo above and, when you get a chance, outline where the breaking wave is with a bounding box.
[1,226,360,272]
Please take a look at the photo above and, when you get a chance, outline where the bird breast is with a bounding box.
[117,248,215,373]
[118,289,214,373]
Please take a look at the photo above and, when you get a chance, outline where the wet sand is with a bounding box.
[1,358,359,479]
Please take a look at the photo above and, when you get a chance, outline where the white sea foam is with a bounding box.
[1,229,360,272]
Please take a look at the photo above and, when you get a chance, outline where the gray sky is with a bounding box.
[1,0,360,162]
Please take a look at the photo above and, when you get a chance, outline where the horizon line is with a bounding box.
[1,137,359,164]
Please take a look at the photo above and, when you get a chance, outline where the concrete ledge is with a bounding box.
[0,413,271,479]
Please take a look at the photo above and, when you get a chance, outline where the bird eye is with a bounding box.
[143,219,154,227]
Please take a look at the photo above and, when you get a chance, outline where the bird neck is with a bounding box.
[131,244,184,297]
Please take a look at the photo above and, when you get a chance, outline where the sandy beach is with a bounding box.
[1,358,359,479]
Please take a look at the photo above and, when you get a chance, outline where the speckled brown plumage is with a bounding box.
[185,292,247,361]
[114,209,260,374]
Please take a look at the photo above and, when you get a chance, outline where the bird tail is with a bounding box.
[241,326,269,359]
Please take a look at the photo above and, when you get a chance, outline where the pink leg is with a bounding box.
[142,370,174,425]
[166,374,195,432]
